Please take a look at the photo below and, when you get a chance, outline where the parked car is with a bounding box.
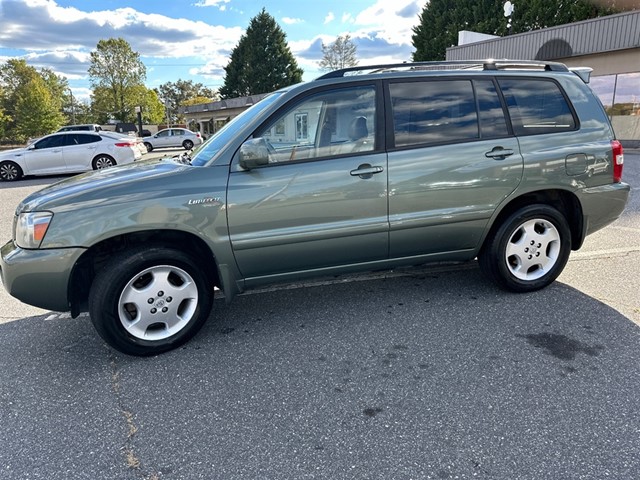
[115,122,137,135]
[57,124,102,133]
[100,131,148,156]
[0,60,630,356]
[0,131,142,181]
[143,127,203,152]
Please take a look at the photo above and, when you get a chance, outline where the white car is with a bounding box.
[142,128,202,152]
[0,131,141,182]
[100,131,148,157]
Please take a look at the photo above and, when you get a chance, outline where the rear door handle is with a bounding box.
[350,163,384,179]
[485,147,514,159]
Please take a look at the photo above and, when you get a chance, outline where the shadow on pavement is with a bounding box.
[1,267,638,479]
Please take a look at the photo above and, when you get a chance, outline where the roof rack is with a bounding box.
[315,59,569,80]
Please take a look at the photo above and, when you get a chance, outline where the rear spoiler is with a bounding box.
[570,67,593,84]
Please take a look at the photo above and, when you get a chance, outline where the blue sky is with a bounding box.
[0,0,424,101]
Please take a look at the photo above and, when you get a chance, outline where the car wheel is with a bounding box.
[144,142,153,152]
[0,161,23,181]
[478,204,571,292]
[92,155,116,170]
[89,246,213,356]
[183,140,194,150]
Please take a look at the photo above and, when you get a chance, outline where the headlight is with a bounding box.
[15,212,53,249]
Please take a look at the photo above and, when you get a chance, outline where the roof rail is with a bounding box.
[315,59,569,80]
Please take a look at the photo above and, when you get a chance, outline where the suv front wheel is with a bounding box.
[89,246,213,355]
[479,204,571,292]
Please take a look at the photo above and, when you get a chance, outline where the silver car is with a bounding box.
[143,128,203,152]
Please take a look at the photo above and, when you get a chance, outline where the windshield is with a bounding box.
[190,93,282,166]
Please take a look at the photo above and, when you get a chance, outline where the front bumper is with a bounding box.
[0,240,86,312]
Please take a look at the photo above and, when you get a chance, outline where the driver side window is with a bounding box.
[256,85,376,163]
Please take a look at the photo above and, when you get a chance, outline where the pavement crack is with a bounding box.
[109,351,159,479]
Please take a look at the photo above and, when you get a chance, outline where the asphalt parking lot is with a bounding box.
[0,151,638,479]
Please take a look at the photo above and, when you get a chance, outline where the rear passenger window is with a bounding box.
[390,80,478,147]
[73,134,100,145]
[498,78,576,135]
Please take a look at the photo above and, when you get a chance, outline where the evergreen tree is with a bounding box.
[319,34,359,71]
[412,0,619,62]
[220,9,303,99]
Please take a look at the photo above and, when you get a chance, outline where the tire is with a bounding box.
[478,204,571,292]
[183,140,194,150]
[88,246,213,356]
[92,155,116,170]
[144,142,153,152]
[0,161,23,181]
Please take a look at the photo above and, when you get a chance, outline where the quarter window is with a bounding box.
[390,80,479,147]
[498,78,576,135]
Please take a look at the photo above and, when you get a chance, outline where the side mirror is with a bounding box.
[238,138,270,170]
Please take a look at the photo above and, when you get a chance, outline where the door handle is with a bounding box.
[485,147,514,159]
[350,163,384,179]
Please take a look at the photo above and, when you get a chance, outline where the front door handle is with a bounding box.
[485,147,514,159]
[350,163,384,179]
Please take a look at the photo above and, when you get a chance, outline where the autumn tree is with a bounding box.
[219,9,303,99]
[88,38,147,122]
[156,79,217,124]
[319,34,358,71]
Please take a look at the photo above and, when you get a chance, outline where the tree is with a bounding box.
[319,34,358,71]
[219,9,303,99]
[88,38,147,122]
[0,59,67,140]
[412,0,619,62]
[14,76,64,139]
[156,79,217,124]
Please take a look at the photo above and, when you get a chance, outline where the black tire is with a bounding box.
[92,155,116,170]
[0,161,23,181]
[144,142,153,152]
[478,204,571,292]
[88,246,213,356]
[183,140,194,150]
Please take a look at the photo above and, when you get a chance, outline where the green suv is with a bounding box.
[0,60,630,355]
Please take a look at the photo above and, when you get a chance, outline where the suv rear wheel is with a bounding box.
[89,246,213,356]
[479,204,571,292]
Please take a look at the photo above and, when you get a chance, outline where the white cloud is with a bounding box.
[0,0,244,82]
[353,0,422,46]
[282,17,303,25]
[341,13,353,24]
[324,12,335,24]
[193,0,230,8]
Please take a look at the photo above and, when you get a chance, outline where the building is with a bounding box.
[179,94,270,138]
[446,10,640,147]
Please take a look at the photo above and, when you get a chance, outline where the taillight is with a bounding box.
[115,142,134,147]
[612,140,624,183]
